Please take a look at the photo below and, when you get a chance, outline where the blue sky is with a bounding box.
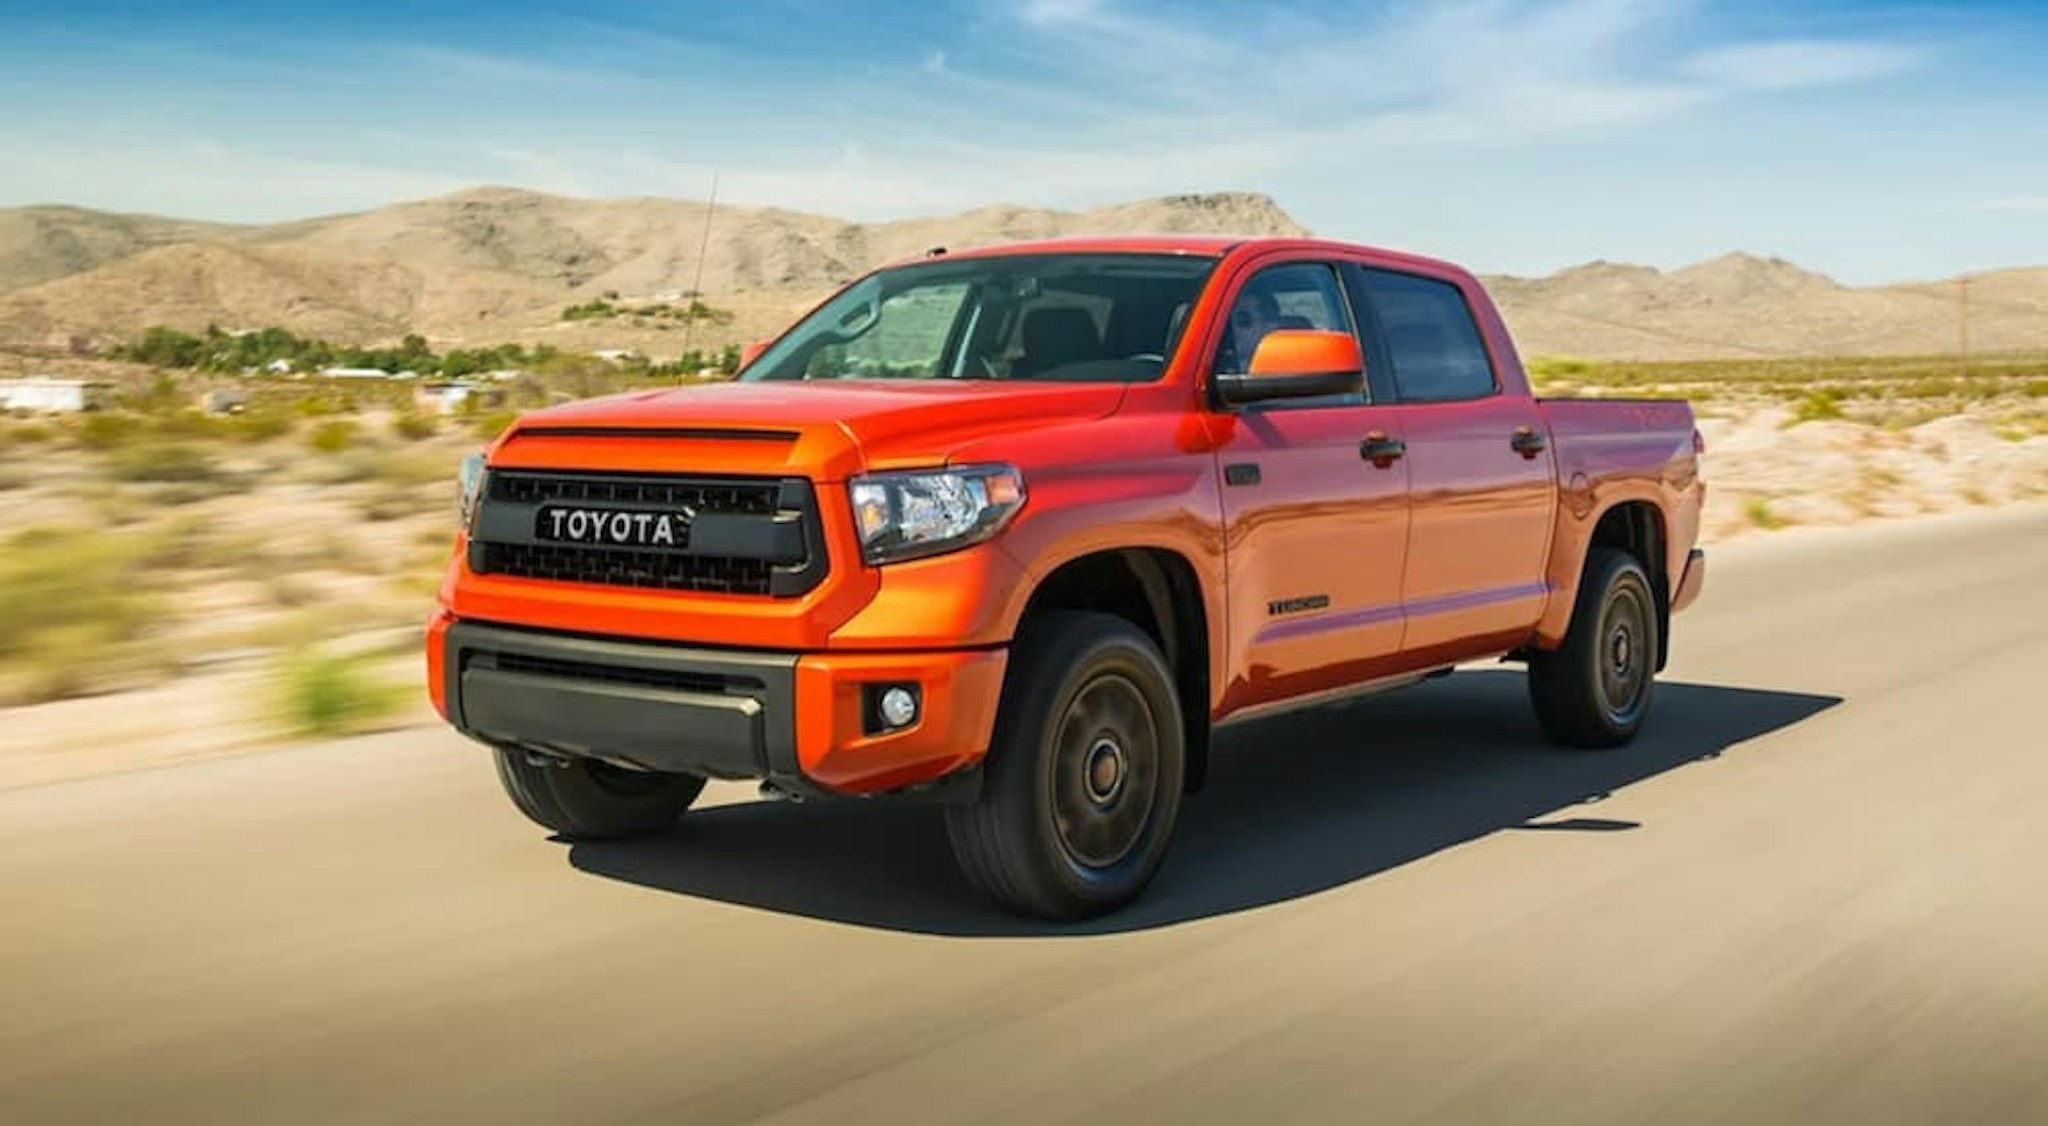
[1,0,2044,284]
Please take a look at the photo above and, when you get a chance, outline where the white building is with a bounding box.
[1,378,113,413]
[412,381,507,416]
[319,367,392,380]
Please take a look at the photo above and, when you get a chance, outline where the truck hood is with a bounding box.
[493,379,1129,480]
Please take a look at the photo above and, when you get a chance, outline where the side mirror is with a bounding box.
[1214,329,1365,406]
[738,339,771,371]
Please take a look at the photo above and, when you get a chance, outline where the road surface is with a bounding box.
[4,505,2046,1124]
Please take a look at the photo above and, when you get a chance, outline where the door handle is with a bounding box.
[1360,434,1406,467]
[1510,427,1548,458]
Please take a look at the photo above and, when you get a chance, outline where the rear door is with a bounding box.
[1210,259,1411,717]
[1346,265,1557,659]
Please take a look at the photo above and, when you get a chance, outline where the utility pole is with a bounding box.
[678,171,719,377]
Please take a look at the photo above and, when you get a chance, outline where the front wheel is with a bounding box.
[945,611,1186,921]
[493,749,705,840]
[1528,546,1660,748]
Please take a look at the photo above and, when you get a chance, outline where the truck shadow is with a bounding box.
[567,670,1840,936]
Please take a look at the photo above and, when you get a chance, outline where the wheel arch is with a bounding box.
[1012,546,1215,793]
[1583,499,1670,670]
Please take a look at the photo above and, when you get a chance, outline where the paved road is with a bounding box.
[5,506,2046,1125]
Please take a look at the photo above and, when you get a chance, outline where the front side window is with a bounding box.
[742,253,1219,383]
[1210,262,1354,375]
[1210,261,1365,409]
[1360,269,1497,402]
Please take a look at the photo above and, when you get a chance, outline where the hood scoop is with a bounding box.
[508,425,799,443]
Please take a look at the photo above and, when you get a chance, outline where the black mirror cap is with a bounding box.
[1214,367,1365,406]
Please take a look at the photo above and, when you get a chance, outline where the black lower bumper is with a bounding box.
[443,621,800,783]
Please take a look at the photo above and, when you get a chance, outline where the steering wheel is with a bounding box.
[1125,352,1165,363]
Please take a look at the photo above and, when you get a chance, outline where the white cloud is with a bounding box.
[1680,39,1922,91]
[1018,0,1106,27]
[0,137,470,222]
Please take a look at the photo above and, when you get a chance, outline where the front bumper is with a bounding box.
[428,613,1006,797]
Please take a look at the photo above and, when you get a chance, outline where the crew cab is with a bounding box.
[427,235,1706,920]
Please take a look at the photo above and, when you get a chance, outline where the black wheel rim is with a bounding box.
[1048,672,1160,870]
[583,759,672,799]
[1597,583,1650,725]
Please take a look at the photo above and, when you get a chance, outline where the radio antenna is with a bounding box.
[679,170,719,377]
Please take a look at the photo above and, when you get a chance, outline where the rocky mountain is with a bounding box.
[0,187,2039,361]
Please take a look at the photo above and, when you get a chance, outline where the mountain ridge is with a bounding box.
[1,188,2040,361]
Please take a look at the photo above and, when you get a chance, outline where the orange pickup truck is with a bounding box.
[427,235,1706,919]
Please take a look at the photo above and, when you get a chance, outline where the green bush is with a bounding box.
[104,442,219,483]
[308,418,359,454]
[1786,390,1846,426]
[1744,498,1789,531]
[270,648,412,737]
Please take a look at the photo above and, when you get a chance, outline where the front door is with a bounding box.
[1209,260,1412,718]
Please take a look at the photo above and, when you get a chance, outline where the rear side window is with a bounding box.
[1361,269,1496,402]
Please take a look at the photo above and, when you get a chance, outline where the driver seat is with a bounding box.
[1012,307,1101,378]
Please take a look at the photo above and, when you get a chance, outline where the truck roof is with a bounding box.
[883,234,1474,280]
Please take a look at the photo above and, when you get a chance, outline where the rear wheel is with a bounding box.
[945,611,1185,921]
[493,749,705,840]
[1528,546,1659,748]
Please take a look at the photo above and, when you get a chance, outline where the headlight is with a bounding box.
[457,451,487,530]
[849,464,1026,565]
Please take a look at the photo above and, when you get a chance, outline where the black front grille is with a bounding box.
[470,470,826,598]
[480,542,774,595]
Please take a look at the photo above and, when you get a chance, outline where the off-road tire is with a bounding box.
[1528,546,1660,748]
[493,749,705,840]
[945,611,1186,921]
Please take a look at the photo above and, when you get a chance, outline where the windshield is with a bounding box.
[740,252,1220,383]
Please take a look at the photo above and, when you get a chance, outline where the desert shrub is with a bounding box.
[471,409,520,440]
[152,411,235,440]
[1994,413,2048,442]
[293,388,359,417]
[265,574,321,609]
[1525,355,1594,383]
[104,442,219,483]
[374,450,459,487]
[1743,498,1788,530]
[0,464,28,491]
[2025,379,2048,399]
[0,421,56,447]
[0,527,161,701]
[1786,390,1846,426]
[269,648,412,737]
[308,418,359,454]
[390,411,437,440]
[77,412,147,450]
[359,483,436,522]
[153,477,249,505]
[225,406,295,443]
[136,515,213,570]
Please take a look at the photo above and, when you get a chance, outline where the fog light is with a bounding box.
[878,686,919,729]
